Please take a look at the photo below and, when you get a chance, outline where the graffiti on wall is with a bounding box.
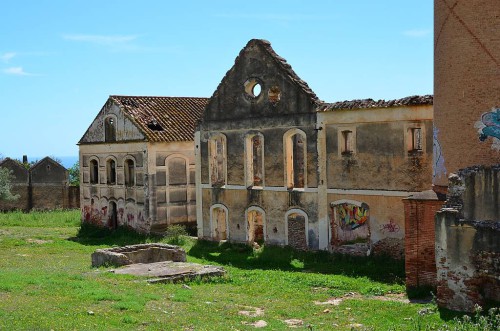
[337,203,368,230]
[433,127,447,182]
[379,219,400,234]
[476,108,500,149]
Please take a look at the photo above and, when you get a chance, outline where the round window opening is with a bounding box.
[244,79,262,98]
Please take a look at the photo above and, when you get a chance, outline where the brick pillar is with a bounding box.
[403,190,444,290]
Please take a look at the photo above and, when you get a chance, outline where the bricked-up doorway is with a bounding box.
[211,204,228,241]
[246,207,265,243]
[330,201,370,247]
[286,209,308,250]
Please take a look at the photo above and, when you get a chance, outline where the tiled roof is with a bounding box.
[111,96,208,142]
[254,39,320,104]
[317,95,433,112]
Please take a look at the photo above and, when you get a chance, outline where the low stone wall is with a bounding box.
[435,166,500,312]
[91,243,186,267]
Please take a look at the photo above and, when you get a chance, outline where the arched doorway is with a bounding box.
[211,204,228,241]
[247,207,265,243]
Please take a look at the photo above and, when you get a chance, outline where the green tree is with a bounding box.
[0,167,18,201]
[68,161,80,187]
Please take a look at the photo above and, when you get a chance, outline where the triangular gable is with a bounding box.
[78,97,146,144]
[30,157,68,184]
[0,158,29,184]
[204,39,321,122]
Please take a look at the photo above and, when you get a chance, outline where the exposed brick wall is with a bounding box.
[0,185,30,211]
[404,196,444,290]
[434,0,500,186]
[287,217,307,250]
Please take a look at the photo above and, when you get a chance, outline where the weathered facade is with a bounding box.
[196,39,433,254]
[79,96,207,233]
[0,157,78,211]
[432,0,500,311]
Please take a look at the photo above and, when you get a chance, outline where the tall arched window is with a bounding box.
[106,159,116,185]
[284,129,306,189]
[245,133,264,187]
[209,134,227,187]
[105,116,116,142]
[124,159,135,186]
[90,159,99,184]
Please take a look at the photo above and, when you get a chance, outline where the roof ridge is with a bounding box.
[250,39,321,104]
[318,94,433,111]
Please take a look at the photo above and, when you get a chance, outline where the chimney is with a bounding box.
[23,155,28,164]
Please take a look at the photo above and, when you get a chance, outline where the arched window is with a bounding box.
[90,159,99,184]
[245,133,264,187]
[106,159,116,185]
[124,159,135,186]
[104,116,116,142]
[284,129,306,189]
[209,134,227,187]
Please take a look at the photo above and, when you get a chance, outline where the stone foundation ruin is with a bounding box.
[435,166,500,312]
[91,243,225,283]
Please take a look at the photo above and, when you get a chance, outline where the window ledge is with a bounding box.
[247,186,264,190]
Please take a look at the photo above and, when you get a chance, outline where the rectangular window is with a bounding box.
[341,130,353,155]
[410,128,423,151]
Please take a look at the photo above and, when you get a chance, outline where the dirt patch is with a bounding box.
[314,292,416,306]
[242,320,267,328]
[282,319,303,328]
[238,306,264,317]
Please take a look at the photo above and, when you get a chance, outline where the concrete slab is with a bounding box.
[110,261,226,283]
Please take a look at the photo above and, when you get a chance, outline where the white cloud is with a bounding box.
[62,34,138,46]
[1,52,16,62]
[3,66,31,76]
[402,29,432,38]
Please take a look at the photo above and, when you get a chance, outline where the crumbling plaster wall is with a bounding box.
[436,166,500,312]
[320,106,433,191]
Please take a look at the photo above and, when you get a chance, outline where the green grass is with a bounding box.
[0,210,494,330]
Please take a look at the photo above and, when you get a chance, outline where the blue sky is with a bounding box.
[0,0,432,163]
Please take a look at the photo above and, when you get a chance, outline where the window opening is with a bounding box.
[210,135,226,187]
[107,159,116,185]
[105,117,116,142]
[247,134,264,187]
[410,128,423,151]
[124,159,135,186]
[285,131,306,189]
[244,78,262,99]
[341,130,353,155]
[90,159,99,184]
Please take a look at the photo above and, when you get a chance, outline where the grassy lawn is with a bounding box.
[0,210,482,330]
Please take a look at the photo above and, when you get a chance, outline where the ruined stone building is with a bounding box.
[0,156,78,211]
[196,39,433,256]
[78,96,207,233]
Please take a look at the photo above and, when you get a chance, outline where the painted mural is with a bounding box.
[331,202,370,245]
[337,203,368,230]
[476,108,500,149]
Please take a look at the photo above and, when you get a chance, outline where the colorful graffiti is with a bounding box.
[379,219,400,234]
[337,203,368,230]
[476,108,500,149]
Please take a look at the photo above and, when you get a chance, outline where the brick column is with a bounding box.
[403,191,444,290]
